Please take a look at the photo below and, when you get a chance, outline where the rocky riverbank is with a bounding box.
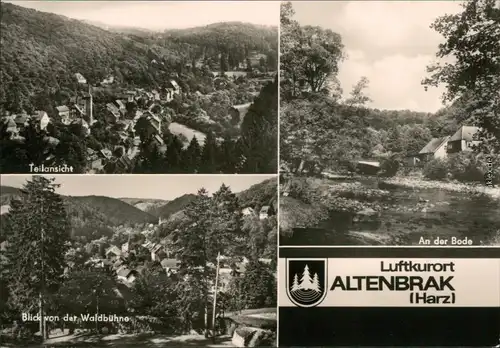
[280,175,500,246]
[381,176,500,199]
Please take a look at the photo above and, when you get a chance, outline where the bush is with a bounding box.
[423,158,448,180]
[379,157,400,177]
[229,315,276,330]
[447,152,483,182]
[285,177,318,204]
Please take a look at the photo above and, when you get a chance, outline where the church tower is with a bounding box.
[84,85,93,125]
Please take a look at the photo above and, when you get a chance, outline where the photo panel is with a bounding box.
[0,1,278,174]
[279,0,500,246]
[278,247,500,346]
[0,174,278,346]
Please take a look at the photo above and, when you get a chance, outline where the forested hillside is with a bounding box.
[148,194,197,218]
[118,198,169,213]
[237,178,278,210]
[0,2,278,114]
[0,187,157,241]
[163,22,278,70]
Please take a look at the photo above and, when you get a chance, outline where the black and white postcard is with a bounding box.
[0,174,277,346]
[279,0,500,246]
[0,1,278,174]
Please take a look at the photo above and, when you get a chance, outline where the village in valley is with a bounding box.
[0,1,278,174]
[0,175,278,346]
[91,204,274,289]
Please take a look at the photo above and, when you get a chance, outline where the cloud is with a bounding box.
[336,1,462,52]
[291,1,462,112]
[8,1,279,30]
[339,51,446,112]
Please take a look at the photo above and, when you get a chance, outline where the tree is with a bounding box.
[280,2,344,98]
[423,0,500,153]
[0,122,30,173]
[21,122,50,167]
[200,132,218,173]
[345,76,372,107]
[312,273,320,293]
[208,184,243,260]
[291,274,300,292]
[240,78,278,173]
[235,260,276,309]
[129,269,180,329]
[4,176,71,338]
[299,265,313,290]
[216,136,238,173]
[54,128,87,173]
[56,269,126,319]
[165,135,184,173]
[172,188,212,332]
[184,136,202,173]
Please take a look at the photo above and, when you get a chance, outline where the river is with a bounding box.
[282,177,500,246]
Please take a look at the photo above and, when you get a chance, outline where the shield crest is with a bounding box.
[286,258,328,308]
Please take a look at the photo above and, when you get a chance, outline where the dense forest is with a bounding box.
[0,2,278,114]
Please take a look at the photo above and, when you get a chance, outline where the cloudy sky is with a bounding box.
[291,1,464,112]
[1,175,275,200]
[7,1,279,30]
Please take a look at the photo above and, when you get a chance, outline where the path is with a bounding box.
[38,330,234,347]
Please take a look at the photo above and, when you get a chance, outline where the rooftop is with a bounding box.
[419,136,450,155]
[449,126,481,142]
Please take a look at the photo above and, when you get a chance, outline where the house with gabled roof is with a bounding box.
[56,105,71,124]
[115,155,133,172]
[151,243,163,261]
[105,103,121,123]
[98,149,112,161]
[115,100,127,116]
[105,246,122,260]
[144,111,162,135]
[161,258,181,275]
[259,205,274,220]
[117,267,137,284]
[126,90,137,103]
[75,72,87,84]
[152,90,161,101]
[2,117,18,138]
[242,207,255,216]
[90,159,104,172]
[167,80,181,94]
[86,147,97,160]
[447,126,482,153]
[417,136,450,162]
[163,88,174,102]
[14,114,29,131]
[31,111,50,131]
[117,119,133,133]
[153,134,164,147]
[101,75,114,85]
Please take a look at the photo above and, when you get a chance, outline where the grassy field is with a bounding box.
[225,308,276,330]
